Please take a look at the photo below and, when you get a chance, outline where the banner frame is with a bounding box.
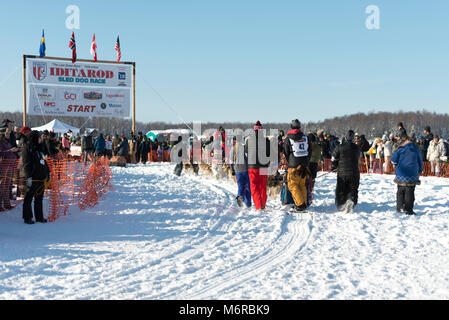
[22,55,136,133]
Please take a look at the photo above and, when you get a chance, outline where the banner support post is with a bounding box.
[132,62,136,134]
[22,55,27,127]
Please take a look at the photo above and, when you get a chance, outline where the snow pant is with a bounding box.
[236,171,252,208]
[396,185,415,213]
[0,162,14,209]
[287,166,308,207]
[335,174,360,210]
[174,163,183,176]
[141,152,148,164]
[308,162,318,180]
[430,161,440,176]
[248,169,267,210]
[384,156,392,174]
[23,181,45,222]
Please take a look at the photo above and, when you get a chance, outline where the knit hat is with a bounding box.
[20,126,31,135]
[254,121,263,130]
[382,135,387,141]
[291,119,301,129]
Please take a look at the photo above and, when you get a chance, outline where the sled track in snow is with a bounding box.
[156,173,297,299]
[183,213,313,299]
[94,167,239,295]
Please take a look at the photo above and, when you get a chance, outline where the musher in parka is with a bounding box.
[283,119,312,212]
[332,130,360,212]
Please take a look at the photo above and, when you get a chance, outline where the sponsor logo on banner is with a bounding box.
[106,93,125,100]
[44,101,56,107]
[64,91,77,100]
[118,82,127,87]
[100,103,107,109]
[108,103,122,108]
[36,87,54,100]
[118,72,126,80]
[33,62,47,81]
[84,91,103,100]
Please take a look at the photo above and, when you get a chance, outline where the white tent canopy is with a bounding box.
[32,119,80,135]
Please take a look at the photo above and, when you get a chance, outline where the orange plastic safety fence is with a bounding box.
[0,158,19,211]
[146,149,171,162]
[46,155,113,221]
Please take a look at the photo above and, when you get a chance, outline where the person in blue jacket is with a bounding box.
[391,132,423,215]
[94,133,106,157]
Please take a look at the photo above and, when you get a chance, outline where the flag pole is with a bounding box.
[22,55,27,127]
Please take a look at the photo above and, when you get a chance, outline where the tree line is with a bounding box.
[1,110,448,140]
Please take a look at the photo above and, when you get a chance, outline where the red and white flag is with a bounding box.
[115,35,121,62]
[90,33,97,62]
[68,31,77,63]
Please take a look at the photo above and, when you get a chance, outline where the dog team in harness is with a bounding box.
[170,119,424,215]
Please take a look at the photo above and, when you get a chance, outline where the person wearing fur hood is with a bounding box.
[391,133,423,215]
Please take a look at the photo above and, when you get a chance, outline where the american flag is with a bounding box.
[115,35,121,62]
[69,31,77,63]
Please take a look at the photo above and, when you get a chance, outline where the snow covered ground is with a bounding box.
[1,162,449,300]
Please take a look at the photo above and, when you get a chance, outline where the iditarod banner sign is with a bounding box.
[26,57,132,118]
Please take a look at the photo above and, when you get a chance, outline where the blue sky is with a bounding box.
[0,0,448,124]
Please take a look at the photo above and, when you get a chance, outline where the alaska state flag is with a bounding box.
[39,30,46,57]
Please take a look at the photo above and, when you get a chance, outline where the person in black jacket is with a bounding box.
[318,134,331,160]
[397,122,407,138]
[139,135,150,164]
[283,119,312,211]
[21,131,50,224]
[42,132,59,157]
[244,121,271,211]
[332,130,361,212]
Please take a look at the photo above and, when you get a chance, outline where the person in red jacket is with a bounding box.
[245,121,271,211]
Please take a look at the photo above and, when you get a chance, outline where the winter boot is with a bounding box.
[345,200,355,213]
